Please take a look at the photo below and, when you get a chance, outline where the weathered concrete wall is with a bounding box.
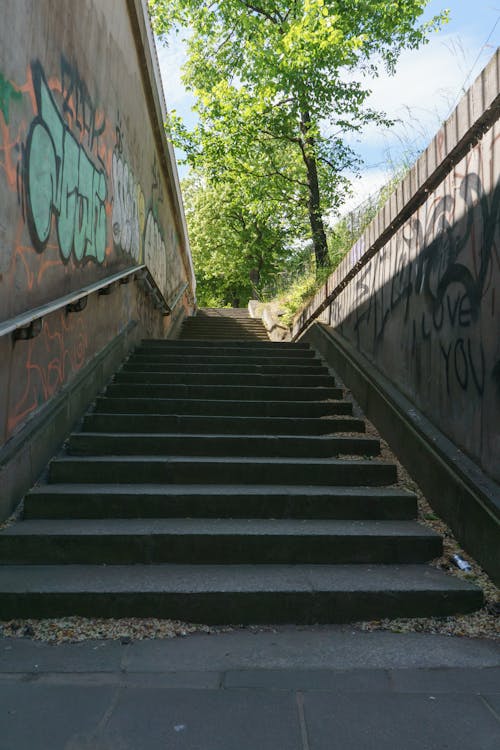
[293,51,500,486]
[0,0,195,515]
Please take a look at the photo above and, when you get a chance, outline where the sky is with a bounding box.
[154,0,500,217]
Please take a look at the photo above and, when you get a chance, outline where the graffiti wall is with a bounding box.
[0,0,194,451]
[322,125,499,482]
[293,52,500,484]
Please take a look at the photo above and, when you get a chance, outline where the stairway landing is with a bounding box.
[179,307,269,340]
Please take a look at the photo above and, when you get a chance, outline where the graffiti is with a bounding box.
[144,210,167,294]
[0,73,22,125]
[343,162,499,400]
[151,154,164,204]
[439,338,485,396]
[111,149,145,262]
[7,311,88,436]
[60,55,106,152]
[25,62,107,263]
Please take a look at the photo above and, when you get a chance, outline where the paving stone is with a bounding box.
[302,691,500,750]
[388,666,500,694]
[103,687,303,750]
[122,630,500,672]
[0,682,116,750]
[482,694,500,719]
[0,638,123,673]
[223,668,391,691]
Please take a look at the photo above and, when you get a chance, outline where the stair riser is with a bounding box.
[49,460,397,486]
[142,340,307,349]
[105,384,343,401]
[137,346,315,358]
[181,327,269,333]
[181,335,270,341]
[93,398,353,417]
[24,493,416,520]
[182,322,267,326]
[130,355,322,367]
[122,363,328,374]
[0,590,482,623]
[82,415,365,435]
[0,536,442,565]
[113,373,336,387]
[67,434,380,458]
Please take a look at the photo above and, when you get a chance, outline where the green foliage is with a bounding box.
[273,167,406,324]
[182,171,293,306]
[149,0,448,290]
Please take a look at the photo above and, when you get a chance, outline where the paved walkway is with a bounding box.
[1,627,499,749]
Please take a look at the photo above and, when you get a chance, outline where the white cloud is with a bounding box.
[343,32,493,162]
[327,169,389,224]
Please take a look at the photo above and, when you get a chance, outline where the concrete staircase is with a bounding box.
[179,308,269,340]
[0,320,482,622]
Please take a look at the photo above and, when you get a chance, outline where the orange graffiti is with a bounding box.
[7,310,88,436]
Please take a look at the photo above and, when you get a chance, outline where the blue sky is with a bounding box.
[155,1,500,215]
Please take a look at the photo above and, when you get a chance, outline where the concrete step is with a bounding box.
[48,456,397,486]
[0,519,442,565]
[82,414,365,435]
[93,397,354,417]
[67,433,380,458]
[3,328,483,624]
[182,321,266,327]
[183,317,263,323]
[180,328,268,335]
[137,344,314,357]
[112,371,336,387]
[104,383,343,401]
[198,308,251,316]
[180,333,270,341]
[142,339,307,350]
[181,323,268,331]
[177,324,270,342]
[0,564,482,621]
[24,485,417,520]
[130,354,322,367]
[122,362,329,374]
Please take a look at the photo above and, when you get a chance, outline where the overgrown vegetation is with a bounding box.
[269,170,406,326]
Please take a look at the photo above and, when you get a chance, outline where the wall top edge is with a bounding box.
[127,0,196,294]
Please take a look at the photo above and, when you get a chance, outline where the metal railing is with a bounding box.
[0,264,191,340]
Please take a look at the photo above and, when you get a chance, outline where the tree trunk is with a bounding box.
[299,106,328,268]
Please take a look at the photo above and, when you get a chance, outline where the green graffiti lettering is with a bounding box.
[0,73,22,125]
[26,62,107,263]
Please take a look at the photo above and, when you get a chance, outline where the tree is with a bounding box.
[150,1,447,266]
[182,170,294,305]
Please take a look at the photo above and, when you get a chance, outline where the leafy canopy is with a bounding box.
[150,0,448,296]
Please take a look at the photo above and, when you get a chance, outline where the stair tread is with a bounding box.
[0,564,480,595]
[84,413,362,426]
[143,338,304,345]
[27,483,414,497]
[0,519,437,537]
[51,455,390,466]
[93,398,353,417]
[71,432,376,443]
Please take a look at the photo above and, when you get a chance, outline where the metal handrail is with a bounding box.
[168,281,189,313]
[0,265,146,339]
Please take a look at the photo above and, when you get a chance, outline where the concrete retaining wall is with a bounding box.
[0,0,195,517]
[293,51,500,487]
[293,52,500,580]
